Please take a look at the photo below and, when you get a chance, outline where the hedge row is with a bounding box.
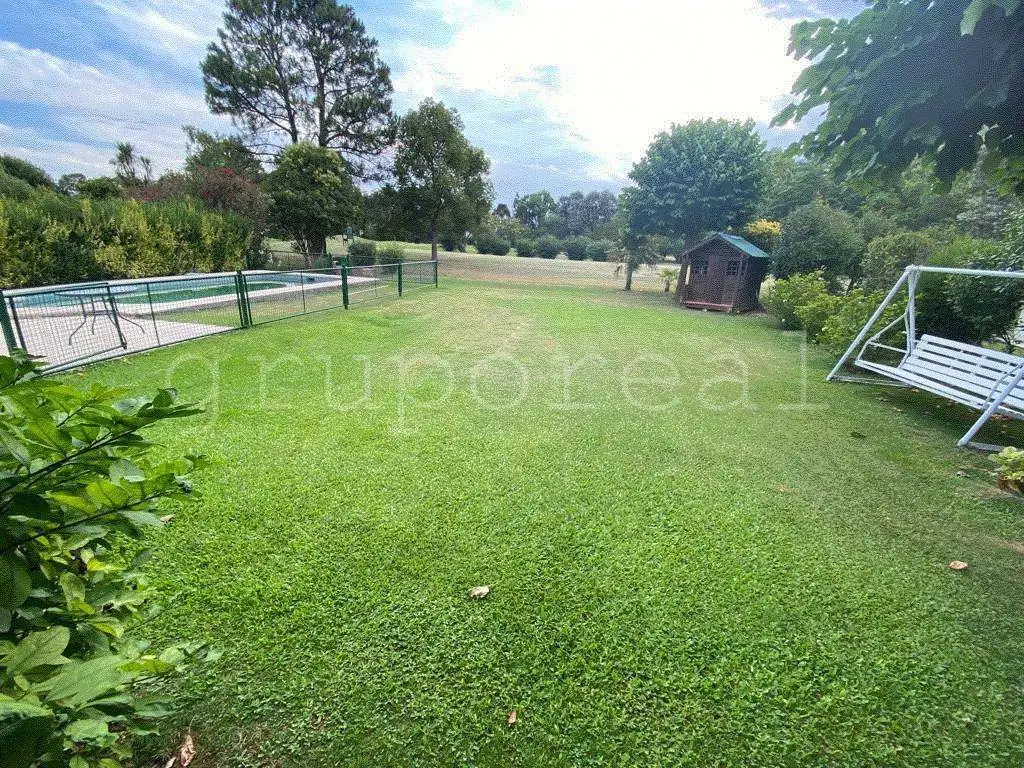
[0,189,253,288]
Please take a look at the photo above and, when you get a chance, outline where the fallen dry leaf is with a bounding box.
[955,470,969,478]
[160,514,175,524]
[774,485,795,494]
[178,734,196,767]
[948,560,970,571]
[507,710,518,726]
[468,585,491,599]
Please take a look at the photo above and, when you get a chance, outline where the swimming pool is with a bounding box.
[11,273,325,308]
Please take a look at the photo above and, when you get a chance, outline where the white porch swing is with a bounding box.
[828,265,1024,449]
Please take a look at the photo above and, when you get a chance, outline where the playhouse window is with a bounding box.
[694,261,708,276]
[726,260,740,276]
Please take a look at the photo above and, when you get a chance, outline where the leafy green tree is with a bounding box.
[627,119,765,298]
[202,0,394,174]
[111,143,152,188]
[75,178,124,200]
[0,157,54,190]
[860,231,937,292]
[264,142,360,264]
[557,190,618,236]
[493,203,511,219]
[614,187,663,291]
[775,0,1024,190]
[0,352,217,768]
[56,173,86,196]
[393,99,491,261]
[757,152,834,220]
[513,191,556,230]
[184,126,263,181]
[774,200,865,287]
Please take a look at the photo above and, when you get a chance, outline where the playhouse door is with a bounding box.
[721,259,742,304]
[688,260,709,300]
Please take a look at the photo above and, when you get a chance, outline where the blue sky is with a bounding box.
[0,0,863,204]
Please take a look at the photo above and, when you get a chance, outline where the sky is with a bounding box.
[0,0,864,204]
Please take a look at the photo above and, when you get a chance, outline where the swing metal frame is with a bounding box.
[828,265,1024,450]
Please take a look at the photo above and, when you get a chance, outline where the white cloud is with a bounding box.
[393,0,807,179]
[0,40,230,178]
[90,0,222,60]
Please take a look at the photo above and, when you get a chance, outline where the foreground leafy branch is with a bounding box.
[0,352,216,768]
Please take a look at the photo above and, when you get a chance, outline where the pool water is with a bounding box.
[116,280,287,304]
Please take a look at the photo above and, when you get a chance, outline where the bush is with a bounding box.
[377,243,405,264]
[0,155,54,189]
[860,231,936,292]
[992,447,1024,495]
[587,239,613,262]
[742,219,781,253]
[347,238,377,266]
[473,231,511,256]
[774,201,865,286]
[0,352,217,768]
[763,270,831,330]
[0,170,36,201]
[440,232,466,252]
[76,178,125,200]
[536,235,562,259]
[818,289,907,354]
[563,236,591,261]
[795,293,843,341]
[515,239,537,257]
[0,194,252,288]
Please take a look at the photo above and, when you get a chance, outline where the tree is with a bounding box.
[202,0,394,175]
[627,119,766,301]
[493,203,511,219]
[56,173,86,196]
[774,200,865,287]
[774,0,1024,191]
[0,156,54,189]
[615,187,663,291]
[184,126,263,180]
[393,99,492,261]
[76,177,125,200]
[860,231,937,292]
[264,142,360,264]
[557,190,618,236]
[111,142,152,187]
[513,190,556,230]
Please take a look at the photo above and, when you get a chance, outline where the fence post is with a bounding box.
[342,266,350,309]
[397,262,404,297]
[433,259,439,287]
[234,270,251,327]
[0,291,21,353]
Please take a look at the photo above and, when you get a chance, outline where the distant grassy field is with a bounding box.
[74,280,1024,767]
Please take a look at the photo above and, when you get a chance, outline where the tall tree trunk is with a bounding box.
[625,264,634,291]
[673,231,698,304]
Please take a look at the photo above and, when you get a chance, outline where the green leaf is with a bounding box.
[5,493,51,520]
[109,458,145,484]
[59,573,87,606]
[0,700,55,768]
[65,717,112,745]
[34,655,127,707]
[4,627,70,675]
[0,554,31,611]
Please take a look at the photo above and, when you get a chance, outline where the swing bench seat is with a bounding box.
[855,335,1024,446]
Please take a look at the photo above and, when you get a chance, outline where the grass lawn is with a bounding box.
[72,280,1024,767]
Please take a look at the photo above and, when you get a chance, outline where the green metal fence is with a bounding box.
[0,260,439,373]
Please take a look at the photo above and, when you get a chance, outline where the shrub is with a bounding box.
[0,170,36,201]
[860,231,936,292]
[818,289,907,354]
[347,238,377,266]
[440,232,466,252]
[0,155,54,189]
[377,243,405,264]
[587,239,613,262]
[742,219,781,253]
[563,236,591,261]
[774,201,865,286]
[0,352,217,768]
[515,239,537,258]
[76,178,125,200]
[473,231,511,256]
[536,235,562,259]
[763,270,831,330]
[795,293,843,341]
[992,447,1024,495]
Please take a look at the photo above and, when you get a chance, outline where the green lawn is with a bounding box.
[73,280,1024,767]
